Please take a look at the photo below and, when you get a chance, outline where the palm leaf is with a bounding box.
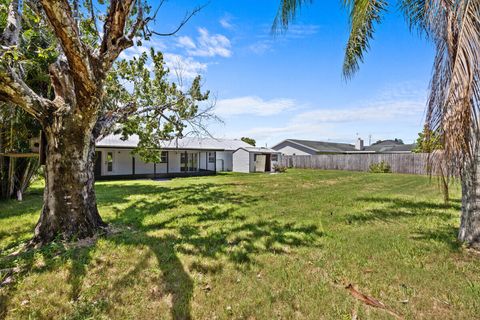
[342,0,388,78]
[272,0,313,33]
[426,0,480,165]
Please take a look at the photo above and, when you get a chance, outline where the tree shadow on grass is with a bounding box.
[100,182,323,319]
[349,196,461,251]
[1,181,323,320]
[410,225,461,251]
[349,197,459,223]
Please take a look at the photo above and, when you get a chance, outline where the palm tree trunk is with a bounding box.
[459,154,480,248]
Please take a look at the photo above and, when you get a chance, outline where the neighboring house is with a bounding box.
[271,139,360,155]
[95,135,280,179]
[272,138,415,155]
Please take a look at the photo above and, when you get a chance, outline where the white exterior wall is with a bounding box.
[134,156,154,174]
[249,153,256,172]
[156,162,168,173]
[275,145,311,156]
[232,149,251,173]
[216,151,233,172]
[100,149,133,176]
[168,151,181,173]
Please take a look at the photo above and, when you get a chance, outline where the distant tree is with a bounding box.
[413,126,442,153]
[394,138,404,144]
[413,126,449,203]
[241,137,256,146]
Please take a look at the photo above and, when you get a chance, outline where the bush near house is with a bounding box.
[273,163,287,173]
[369,161,392,173]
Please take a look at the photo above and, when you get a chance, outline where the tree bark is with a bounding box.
[459,153,480,249]
[33,118,106,243]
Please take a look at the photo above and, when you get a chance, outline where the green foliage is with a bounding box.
[369,160,391,173]
[104,48,211,163]
[273,163,287,172]
[342,0,388,78]
[0,0,52,200]
[413,126,442,153]
[241,137,256,146]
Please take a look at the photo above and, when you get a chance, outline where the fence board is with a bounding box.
[279,153,437,175]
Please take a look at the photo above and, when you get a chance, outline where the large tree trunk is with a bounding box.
[459,153,480,249]
[33,119,106,243]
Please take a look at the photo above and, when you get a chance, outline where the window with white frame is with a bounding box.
[208,152,215,163]
[159,151,168,163]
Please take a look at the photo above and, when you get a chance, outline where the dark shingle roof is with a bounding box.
[288,139,357,153]
[364,140,415,153]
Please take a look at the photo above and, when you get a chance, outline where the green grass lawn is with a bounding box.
[1,169,479,319]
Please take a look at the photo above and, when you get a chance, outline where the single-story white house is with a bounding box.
[95,135,280,179]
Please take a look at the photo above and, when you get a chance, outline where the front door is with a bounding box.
[254,154,266,172]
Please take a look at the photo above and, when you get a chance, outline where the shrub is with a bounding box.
[273,164,287,173]
[369,161,391,173]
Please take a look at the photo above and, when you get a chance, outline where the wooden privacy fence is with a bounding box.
[279,153,438,175]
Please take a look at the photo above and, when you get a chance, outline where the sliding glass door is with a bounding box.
[180,152,198,172]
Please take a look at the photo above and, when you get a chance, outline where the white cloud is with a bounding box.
[283,24,321,39]
[219,15,235,30]
[118,39,166,60]
[215,96,296,117]
[220,84,427,145]
[163,53,207,80]
[248,41,272,55]
[177,36,196,49]
[248,24,320,55]
[177,28,232,58]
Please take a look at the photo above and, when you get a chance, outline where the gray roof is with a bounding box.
[97,134,251,151]
[281,139,357,153]
[364,140,415,153]
[235,147,280,154]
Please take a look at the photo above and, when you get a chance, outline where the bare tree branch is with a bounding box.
[144,4,206,37]
[87,0,100,38]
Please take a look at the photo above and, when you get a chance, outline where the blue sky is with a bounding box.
[124,0,435,147]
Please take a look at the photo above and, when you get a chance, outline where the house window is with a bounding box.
[271,154,278,161]
[208,152,215,163]
[159,151,168,163]
[106,152,113,172]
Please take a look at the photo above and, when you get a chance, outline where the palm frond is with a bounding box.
[426,0,480,167]
[272,0,313,33]
[399,0,430,35]
[342,0,388,78]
